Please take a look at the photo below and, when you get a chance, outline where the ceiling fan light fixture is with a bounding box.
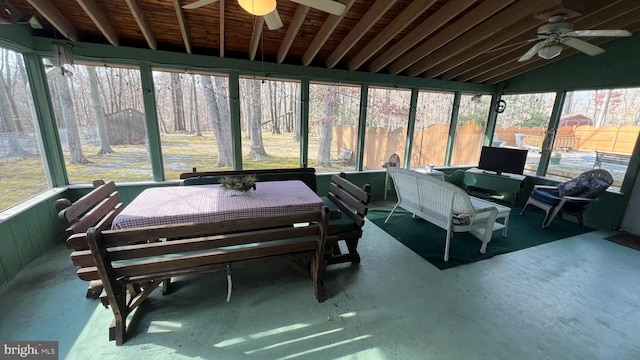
[538,44,563,60]
[237,0,276,16]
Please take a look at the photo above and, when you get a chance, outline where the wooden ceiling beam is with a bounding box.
[125,0,157,50]
[26,0,78,41]
[326,0,396,69]
[436,17,543,80]
[407,0,563,77]
[347,0,436,71]
[174,0,192,54]
[388,0,516,75]
[249,17,265,61]
[368,0,476,73]
[277,5,309,64]
[76,0,119,46]
[301,0,355,66]
[430,19,542,80]
[220,0,225,57]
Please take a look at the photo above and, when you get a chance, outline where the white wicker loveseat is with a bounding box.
[385,167,509,261]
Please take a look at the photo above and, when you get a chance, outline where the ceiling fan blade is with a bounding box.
[518,41,547,62]
[561,37,605,56]
[290,0,345,16]
[182,0,219,10]
[566,29,632,37]
[264,9,283,30]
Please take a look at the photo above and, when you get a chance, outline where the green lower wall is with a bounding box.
[0,170,626,289]
[0,195,67,288]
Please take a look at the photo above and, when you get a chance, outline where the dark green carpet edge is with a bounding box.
[366,207,595,270]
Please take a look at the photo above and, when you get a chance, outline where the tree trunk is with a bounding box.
[172,73,186,132]
[0,70,30,157]
[213,76,232,166]
[3,50,24,132]
[191,76,201,136]
[595,89,612,128]
[53,69,88,164]
[317,85,336,166]
[87,67,114,154]
[248,79,268,159]
[269,81,280,134]
[201,76,232,167]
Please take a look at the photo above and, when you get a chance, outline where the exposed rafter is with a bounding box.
[26,0,78,41]
[249,17,265,61]
[125,0,157,50]
[277,5,309,64]
[220,0,225,57]
[301,0,355,66]
[368,0,476,73]
[76,0,119,46]
[388,0,516,75]
[326,0,396,69]
[348,0,437,71]
[406,0,563,77]
[174,0,192,54]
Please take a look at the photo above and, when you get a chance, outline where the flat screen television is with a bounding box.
[477,146,528,175]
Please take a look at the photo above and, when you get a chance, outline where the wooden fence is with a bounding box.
[332,124,640,169]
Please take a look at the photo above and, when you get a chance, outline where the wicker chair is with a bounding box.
[520,169,613,228]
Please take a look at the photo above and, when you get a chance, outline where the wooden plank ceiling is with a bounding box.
[6,0,640,84]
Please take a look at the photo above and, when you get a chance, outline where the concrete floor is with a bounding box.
[1,221,640,359]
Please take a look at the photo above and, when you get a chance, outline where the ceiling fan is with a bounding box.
[518,15,631,62]
[182,0,346,30]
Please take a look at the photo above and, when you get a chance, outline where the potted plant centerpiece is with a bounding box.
[220,174,257,195]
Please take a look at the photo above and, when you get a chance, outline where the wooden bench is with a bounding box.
[71,209,329,345]
[593,151,631,169]
[55,180,125,298]
[321,172,371,265]
[180,167,317,192]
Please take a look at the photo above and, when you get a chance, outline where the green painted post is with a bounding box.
[228,72,242,170]
[139,64,164,181]
[22,53,68,186]
[356,84,368,172]
[404,88,418,168]
[300,78,309,167]
[445,92,461,166]
[538,91,566,176]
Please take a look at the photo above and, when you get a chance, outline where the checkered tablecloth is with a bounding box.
[112,180,323,230]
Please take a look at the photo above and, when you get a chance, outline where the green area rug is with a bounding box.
[367,207,595,270]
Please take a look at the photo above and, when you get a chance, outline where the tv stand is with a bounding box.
[463,168,525,206]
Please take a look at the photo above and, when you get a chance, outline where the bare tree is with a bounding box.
[316,85,336,166]
[52,68,88,164]
[248,79,267,159]
[171,73,186,132]
[0,68,30,157]
[201,75,232,166]
[87,67,113,154]
[190,76,201,136]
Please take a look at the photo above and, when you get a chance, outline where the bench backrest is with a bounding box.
[180,167,317,192]
[55,180,124,250]
[327,172,371,231]
[72,208,328,283]
[388,167,476,228]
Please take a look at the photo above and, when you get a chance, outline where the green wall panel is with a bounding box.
[0,230,25,281]
[8,216,37,267]
[0,257,6,287]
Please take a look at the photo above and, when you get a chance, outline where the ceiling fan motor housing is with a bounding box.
[537,21,574,36]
